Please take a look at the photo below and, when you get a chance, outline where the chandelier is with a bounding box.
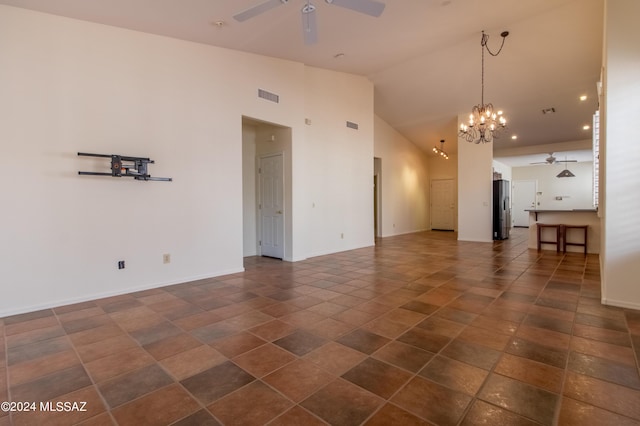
[432,139,449,159]
[459,30,509,144]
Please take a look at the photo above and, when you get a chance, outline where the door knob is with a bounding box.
[276,210,282,214]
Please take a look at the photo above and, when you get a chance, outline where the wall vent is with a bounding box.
[346,121,359,130]
[258,89,279,103]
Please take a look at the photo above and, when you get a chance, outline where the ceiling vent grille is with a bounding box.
[346,121,359,130]
[258,89,279,103]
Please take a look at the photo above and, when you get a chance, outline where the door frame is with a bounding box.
[374,157,382,238]
[241,116,292,261]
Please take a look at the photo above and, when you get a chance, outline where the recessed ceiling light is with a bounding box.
[583,125,591,130]
[511,135,518,140]
[212,20,226,28]
[579,95,588,101]
[333,53,345,59]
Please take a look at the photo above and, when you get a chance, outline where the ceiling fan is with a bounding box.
[233,0,386,45]
[530,152,577,165]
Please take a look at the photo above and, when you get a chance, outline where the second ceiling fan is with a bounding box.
[233,0,386,45]
[530,152,578,165]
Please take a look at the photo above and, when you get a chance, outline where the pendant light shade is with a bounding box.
[556,169,575,178]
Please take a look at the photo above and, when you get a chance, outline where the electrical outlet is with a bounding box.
[163,253,171,264]
[118,260,125,269]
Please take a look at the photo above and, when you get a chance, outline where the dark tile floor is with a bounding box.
[2,229,640,425]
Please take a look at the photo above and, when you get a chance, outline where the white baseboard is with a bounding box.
[0,267,245,318]
[601,298,640,311]
[457,237,493,243]
[305,242,375,260]
[381,228,430,238]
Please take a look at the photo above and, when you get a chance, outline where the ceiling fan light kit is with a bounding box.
[459,30,509,144]
[233,0,386,44]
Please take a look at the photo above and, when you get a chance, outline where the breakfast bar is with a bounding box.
[525,209,600,253]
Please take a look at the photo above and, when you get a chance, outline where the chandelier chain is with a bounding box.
[481,31,507,56]
[481,32,485,105]
[480,31,507,105]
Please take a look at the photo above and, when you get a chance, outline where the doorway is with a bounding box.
[512,180,537,227]
[241,117,291,260]
[430,179,456,231]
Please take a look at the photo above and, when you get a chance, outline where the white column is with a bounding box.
[601,0,640,309]
[457,114,494,242]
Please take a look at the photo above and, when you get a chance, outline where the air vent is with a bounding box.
[258,89,279,103]
[346,121,359,130]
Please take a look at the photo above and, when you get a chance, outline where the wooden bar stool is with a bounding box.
[563,225,588,254]
[537,223,561,252]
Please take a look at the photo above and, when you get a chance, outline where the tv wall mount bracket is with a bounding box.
[77,152,172,181]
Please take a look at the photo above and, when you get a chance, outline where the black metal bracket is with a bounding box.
[77,152,172,181]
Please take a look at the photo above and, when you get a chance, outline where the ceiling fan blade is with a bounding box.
[234,0,288,22]
[325,0,386,17]
[301,5,318,45]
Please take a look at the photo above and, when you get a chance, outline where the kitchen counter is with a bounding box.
[525,209,597,221]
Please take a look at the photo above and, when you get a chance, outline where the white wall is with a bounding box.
[429,154,458,181]
[492,160,512,183]
[302,67,375,257]
[600,0,640,309]
[512,162,594,210]
[0,6,374,316]
[457,116,494,242]
[373,116,430,237]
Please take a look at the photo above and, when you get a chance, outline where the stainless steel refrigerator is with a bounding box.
[493,179,511,240]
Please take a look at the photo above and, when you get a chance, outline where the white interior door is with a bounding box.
[512,180,537,227]
[259,153,284,259]
[431,179,455,231]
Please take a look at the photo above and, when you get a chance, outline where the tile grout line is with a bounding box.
[551,252,579,426]
[456,248,564,426]
[52,306,120,426]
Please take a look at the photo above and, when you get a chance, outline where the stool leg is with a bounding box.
[537,225,541,251]
[557,226,561,253]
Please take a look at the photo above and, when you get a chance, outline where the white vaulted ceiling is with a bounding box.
[0,0,603,160]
